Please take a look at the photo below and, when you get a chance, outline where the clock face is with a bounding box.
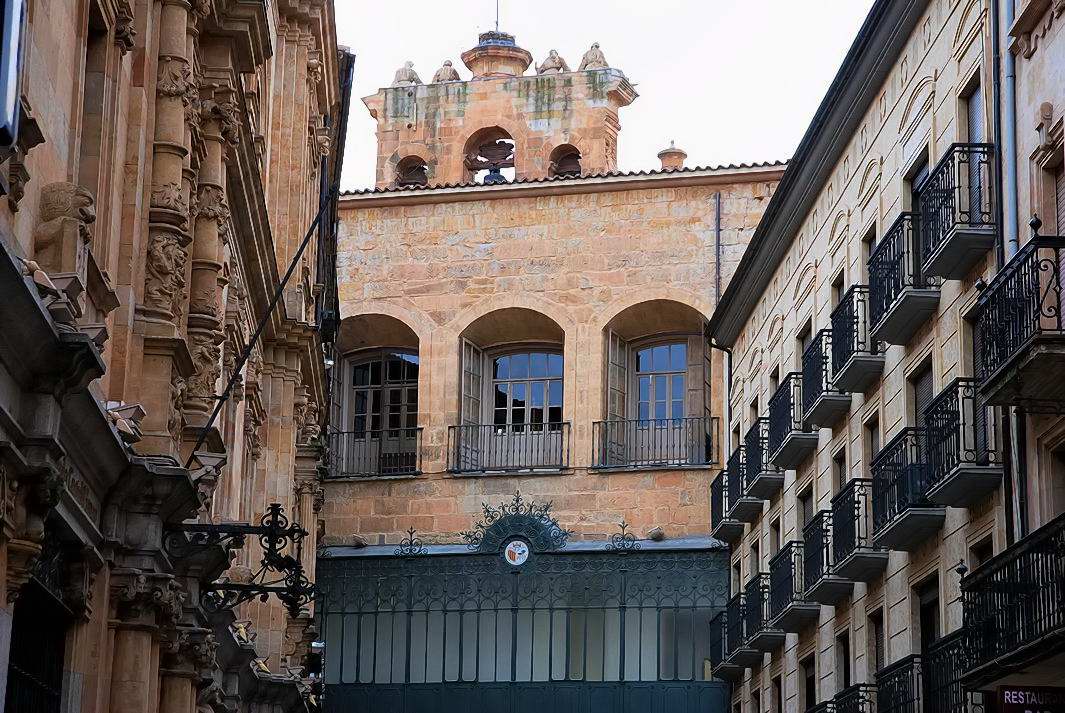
[503,539,530,566]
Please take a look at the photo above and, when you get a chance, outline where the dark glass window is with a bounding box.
[492,351,563,431]
[635,342,687,421]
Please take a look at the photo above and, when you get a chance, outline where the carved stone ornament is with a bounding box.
[244,411,263,460]
[431,60,461,83]
[578,42,609,71]
[145,230,190,317]
[32,182,95,285]
[114,1,136,53]
[110,570,186,626]
[169,373,187,439]
[186,333,223,400]
[195,184,231,242]
[307,51,324,88]
[202,97,240,146]
[298,400,320,443]
[158,57,194,99]
[391,61,423,87]
[196,683,226,713]
[151,181,188,213]
[161,627,218,672]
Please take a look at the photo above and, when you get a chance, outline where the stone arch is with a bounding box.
[597,287,715,333]
[791,262,817,303]
[952,0,985,55]
[829,211,850,254]
[338,301,436,351]
[858,158,882,200]
[461,120,527,184]
[548,143,583,178]
[898,76,936,137]
[448,292,576,339]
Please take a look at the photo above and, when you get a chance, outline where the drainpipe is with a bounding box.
[708,337,732,460]
[1001,0,1019,257]
[714,192,722,304]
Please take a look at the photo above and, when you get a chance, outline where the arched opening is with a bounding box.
[596,300,713,469]
[395,155,429,187]
[463,126,516,184]
[453,308,567,473]
[548,144,582,178]
[333,315,422,477]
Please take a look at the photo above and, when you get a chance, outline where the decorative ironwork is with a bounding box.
[767,541,805,621]
[834,683,876,713]
[768,372,806,457]
[831,479,878,564]
[394,527,427,557]
[725,591,746,658]
[974,220,1065,409]
[743,573,771,640]
[5,580,69,713]
[460,491,572,552]
[831,285,879,377]
[920,143,996,263]
[165,503,316,618]
[923,629,969,713]
[592,416,715,469]
[868,212,940,331]
[711,471,728,527]
[924,377,999,488]
[725,445,746,513]
[875,654,922,713]
[871,428,933,535]
[447,422,571,474]
[606,521,640,553]
[744,416,780,487]
[801,329,845,416]
[328,427,422,478]
[803,510,832,590]
[962,510,1065,685]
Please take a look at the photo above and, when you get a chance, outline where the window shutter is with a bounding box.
[1055,164,1065,234]
[460,339,483,425]
[605,331,627,421]
[913,366,934,427]
[967,83,984,143]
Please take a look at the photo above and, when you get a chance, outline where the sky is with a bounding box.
[333,0,876,190]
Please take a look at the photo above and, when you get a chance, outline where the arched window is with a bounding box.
[463,126,515,184]
[395,155,428,187]
[549,144,582,178]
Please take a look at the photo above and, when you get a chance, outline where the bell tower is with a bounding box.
[364,32,638,188]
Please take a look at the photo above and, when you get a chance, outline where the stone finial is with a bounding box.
[657,140,688,170]
[431,60,462,83]
[578,42,609,71]
[391,61,423,87]
[536,50,570,75]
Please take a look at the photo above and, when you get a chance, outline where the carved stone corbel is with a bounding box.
[4,458,71,603]
[109,569,186,627]
[114,1,136,53]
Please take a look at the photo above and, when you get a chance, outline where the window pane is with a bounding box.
[670,343,687,371]
[672,401,684,419]
[494,356,509,379]
[354,391,368,415]
[531,353,548,378]
[655,375,667,400]
[548,405,562,424]
[639,376,650,402]
[511,353,529,379]
[494,408,507,427]
[407,387,418,408]
[672,374,685,400]
[511,383,526,406]
[637,348,652,373]
[354,363,371,386]
[495,383,508,408]
[370,360,382,386]
[387,358,403,383]
[638,403,649,420]
[652,345,669,372]
[531,381,545,407]
[548,353,563,377]
[654,401,667,420]
[548,380,562,406]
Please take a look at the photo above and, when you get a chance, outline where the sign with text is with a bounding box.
[1000,686,1065,713]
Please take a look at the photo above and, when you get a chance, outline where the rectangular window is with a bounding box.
[797,321,813,369]
[800,654,816,710]
[916,576,940,652]
[833,448,847,493]
[750,540,760,576]
[769,367,780,395]
[865,414,881,469]
[752,689,761,713]
[970,536,994,569]
[861,225,877,282]
[910,363,934,428]
[869,609,885,674]
[966,81,984,144]
[461,340,483,425]
[798,487,814,528]
[769,519,781,558]
[835,630,851,690]
[831,271,845,308]
[772,676,783,713]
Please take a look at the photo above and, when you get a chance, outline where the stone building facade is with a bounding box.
[0,1,345,712]
[316,31,782,713]
[707,0,1065,711]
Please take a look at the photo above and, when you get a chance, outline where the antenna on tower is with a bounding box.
[495,0,500,31]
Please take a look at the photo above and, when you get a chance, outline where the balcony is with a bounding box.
[591,416,716,470]
[923,377,1001,507]
[806,702,836,713]
[875,655,922,713]
[709,611,744,681]
[868,213,941,345]
[834,684,876,713]
[723,592,761,669]
[726,446,763,523]
[447,422,570,474]
[975,229,1065,409]
[920,143,997,279]
[768,372,818,468]
[802,330,852,427]
[962,511,1065,689]
[328,428,423,478]
[743,574,785,651]
[710,471,744,544]
[802,510,854,605]
[924,630,971,713]
[831,285,884,392]
[831,479,888,582]
[743,417,784,499]
[871,428,944,552]
[768,541,820,631]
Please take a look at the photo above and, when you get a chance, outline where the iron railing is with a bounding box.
[591,416,715,469]
[923,629,969,713]
[743,417,779,486]
[835,684,876,713]
[831,479,878,565]
[920,143,996,264]
[924,378,998,489]
[447,422,570,473]
[768,372,806,456]
[871,428,933,535]
[711,471,728,527]
[709,611,726,668]
[803,510,832,590]
[768,541,805,621]
[975,233,1065,384]
[875,655,922,713]
[962,510,1065,677]
[328,428,423,477]
[807,701,836,713]
[802,330,845,416]
[726,446,747,514]
[868,213,940,331]
[831,285,879,380]
[743,574,772,640]
[725,592,746,657]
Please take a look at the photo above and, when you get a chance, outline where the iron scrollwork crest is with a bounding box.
[461,491,573,553]
[605,520,640,554]
[394,527,427,557]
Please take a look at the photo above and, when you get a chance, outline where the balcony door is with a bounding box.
[339,351,419,476]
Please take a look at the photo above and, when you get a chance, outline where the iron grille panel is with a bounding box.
[726,446,746,513]
[768,372,805,457]
[919,143,996,263]
[923,377,999,489]
[767,541,804,621]
[329,428,423,478]
[743,417,779,486]
[831,285,879,378]
[871,428,933,535]
[447,422,571,473]
[742,574,771,641]
[591,417,715,469]
[834,683,875,713]
[868,213,940,331]
[923,629,968,713]
[803,510,832,590]
[801,330,844,415]
[4,581,69,713]
[831,479,877,564]
[875,655,922,713]
[711,473,727,527]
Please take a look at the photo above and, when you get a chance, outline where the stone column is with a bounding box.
[158,627,216,713]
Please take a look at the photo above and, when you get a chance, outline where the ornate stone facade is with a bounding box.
[0,1,346,712]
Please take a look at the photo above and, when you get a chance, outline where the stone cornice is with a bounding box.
[205,0,273,72]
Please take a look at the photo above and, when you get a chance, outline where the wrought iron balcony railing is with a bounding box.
[328,428,423,478]
[744,417,783,498]
[834,684,876,713]
[920,143,997,278]
[830,285,883,392]
[868,212,941,344]
[743,574,770,640]
[768,541,819,630]
[591,416,716,469]
[806,701,836,713]
[974,228,1065,408]
[768,372,818,468]
[962,510,1065,687]
[801,510,852,603]
[923,377,1001,506]
[923,629,969,713]
[725,591,746,658]
[802,329,851,427]
[831,478,888,582]
[871,427,943,551]
[709,610,726,669]
[447,422,570,473]
[726,445,746,513]
[875,655,922,713]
